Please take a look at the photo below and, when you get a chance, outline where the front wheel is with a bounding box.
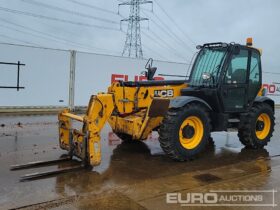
[158,103,211,161]
[238,103,275,149]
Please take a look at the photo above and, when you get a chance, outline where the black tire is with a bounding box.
[115,132,133,142]
[158,103,211,161]
[238,103,275,149]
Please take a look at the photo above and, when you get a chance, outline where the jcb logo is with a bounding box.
[154,89,174,97]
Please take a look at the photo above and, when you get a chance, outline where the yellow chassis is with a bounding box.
[58,82,187,166]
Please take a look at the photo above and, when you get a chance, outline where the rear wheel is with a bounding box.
[238,103,274,149]
[159,103,211,161]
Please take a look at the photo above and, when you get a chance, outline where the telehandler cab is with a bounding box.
[58,38,275,167]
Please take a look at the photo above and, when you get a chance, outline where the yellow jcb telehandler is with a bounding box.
[57,38,275,167]
[11,39,275,180]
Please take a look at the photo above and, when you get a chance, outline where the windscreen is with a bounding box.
[189,47,227,87]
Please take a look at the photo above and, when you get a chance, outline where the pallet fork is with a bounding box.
[10,94,114,180]
[10,156,84,181]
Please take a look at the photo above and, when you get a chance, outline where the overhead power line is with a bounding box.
[0,18,122,54]
[0,23,95,52]
[0,6,120,31]
[263,71,280,75]
[0,33,41,46]
[146,30,187,60]
[153,0,196,46]
[120,29,167,60]
[142,10,194,54]
[142,30,187,61]
[21,0,119,25]
[142,43,168,60]
[65,0,119,16]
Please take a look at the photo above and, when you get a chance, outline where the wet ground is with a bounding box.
[0,110,280,210]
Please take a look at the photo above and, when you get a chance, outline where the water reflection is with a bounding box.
[54,138,271,198]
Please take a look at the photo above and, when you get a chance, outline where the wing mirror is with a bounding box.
[142,58,157,80]
[202,72,211,81]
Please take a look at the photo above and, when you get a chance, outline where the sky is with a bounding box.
[0,0,280,73]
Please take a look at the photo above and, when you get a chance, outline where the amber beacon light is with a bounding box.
[247,37,253,46]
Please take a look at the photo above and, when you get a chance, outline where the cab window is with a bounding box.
[224,49,249,84]
[248,51,261,101]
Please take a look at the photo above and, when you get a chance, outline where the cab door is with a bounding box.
[247,50,262,106]
[221,48,249,112]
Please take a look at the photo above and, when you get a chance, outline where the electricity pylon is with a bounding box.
[119,0,153,58]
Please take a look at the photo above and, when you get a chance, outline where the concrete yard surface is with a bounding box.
[0,110,280,210]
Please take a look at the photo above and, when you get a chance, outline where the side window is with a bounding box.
[224,49,248,84]
[248,51,261,100]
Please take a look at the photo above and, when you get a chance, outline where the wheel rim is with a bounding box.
[179,116,204,149]
[255,113,271,140]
